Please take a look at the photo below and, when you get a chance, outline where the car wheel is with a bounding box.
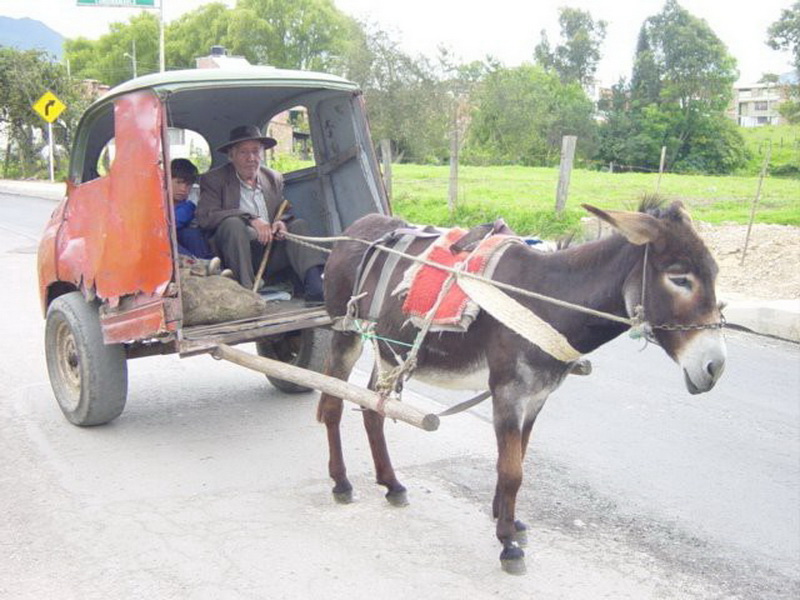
[256,327,332,394]
[45,292,128,426]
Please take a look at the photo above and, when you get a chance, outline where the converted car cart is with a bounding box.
[38,66,395,426]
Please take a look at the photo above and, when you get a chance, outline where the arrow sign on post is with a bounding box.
[32,91,67,183]
[32,91,66,124]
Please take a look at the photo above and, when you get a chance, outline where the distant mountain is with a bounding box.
[0,17,63,60]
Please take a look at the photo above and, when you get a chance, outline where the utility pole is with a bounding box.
[159,0,165,72]
[124,39,137,79]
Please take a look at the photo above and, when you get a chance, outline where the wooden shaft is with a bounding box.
[211,343,440,432]
[252,198,290,292]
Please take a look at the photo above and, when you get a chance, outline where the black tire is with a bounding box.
[45,291,128,426]
[256,327,332,394]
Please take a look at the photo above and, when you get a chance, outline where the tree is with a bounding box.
[166,2,236,69]
[231,0,356,70]
[64,12,161,85]
[598,0,746,174]
[65,0,357,85]
[335,22,450,163]
[630,25,660,108]
[533,7,607,85]
[0,47,90,178]
[463,64,597,166]
[767,1,800,124]
[767,1,800,71]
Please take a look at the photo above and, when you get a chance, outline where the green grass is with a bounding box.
[739,124,800,177]
[390,163,800,237]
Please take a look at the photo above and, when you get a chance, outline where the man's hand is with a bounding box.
[271,220,288,240]
[251,217,273,244]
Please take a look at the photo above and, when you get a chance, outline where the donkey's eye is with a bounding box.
[669,276,692,289]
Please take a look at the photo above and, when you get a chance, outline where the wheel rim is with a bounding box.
[271,332,302,363]
[54,320,81,410]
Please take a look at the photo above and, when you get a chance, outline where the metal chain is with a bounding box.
[284,231,726,333]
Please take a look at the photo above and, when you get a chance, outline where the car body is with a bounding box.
[37,66,389,425]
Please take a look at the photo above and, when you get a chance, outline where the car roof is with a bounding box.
[103,66,359,100]
[71,66,365,179]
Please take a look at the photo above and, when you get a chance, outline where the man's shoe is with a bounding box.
[207,256,222,276]
[220,268,235,279]
[303,265,325,306]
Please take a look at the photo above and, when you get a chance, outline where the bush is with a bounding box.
[771,163,800,178]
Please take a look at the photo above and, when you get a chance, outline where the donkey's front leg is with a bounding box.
[363,367,408,506]
[316,331,364,504]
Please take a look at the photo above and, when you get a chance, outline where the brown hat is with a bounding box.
[217,124,277,153]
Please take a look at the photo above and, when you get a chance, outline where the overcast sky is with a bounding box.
[0,0,794,85]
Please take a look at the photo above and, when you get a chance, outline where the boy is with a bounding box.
[171,158,213,259]
[171,158,232,278]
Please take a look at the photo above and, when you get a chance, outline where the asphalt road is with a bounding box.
[1,192,798,599]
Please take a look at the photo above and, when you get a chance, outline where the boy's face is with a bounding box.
[171,176,193,202]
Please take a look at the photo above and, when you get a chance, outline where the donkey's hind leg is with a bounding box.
[317,330,364,504]
[363,366,408,507]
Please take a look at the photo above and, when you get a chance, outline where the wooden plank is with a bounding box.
[178,313,331,356]
[212,344,440,432]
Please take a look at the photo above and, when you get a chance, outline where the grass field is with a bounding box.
[389,163,800,237]
[739,124,800,176]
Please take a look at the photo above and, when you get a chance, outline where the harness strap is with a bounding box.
[457,275,583,362]
[367,234,417,319]
[437,390,491,416]
[350,226,440,323]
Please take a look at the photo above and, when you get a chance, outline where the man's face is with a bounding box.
[171,176,193,202]
[230,140,263,181]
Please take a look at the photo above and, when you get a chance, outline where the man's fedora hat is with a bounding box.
[217,125,277,153]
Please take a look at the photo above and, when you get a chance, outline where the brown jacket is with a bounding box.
[197,162,289,233]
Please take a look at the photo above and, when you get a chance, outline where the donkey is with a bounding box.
[316,199,726,574]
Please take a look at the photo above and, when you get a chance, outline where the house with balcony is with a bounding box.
[729,72,797,127]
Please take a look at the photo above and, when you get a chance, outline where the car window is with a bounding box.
[96,139,115,177]
[168,128,211,174]
[264,105,314,173]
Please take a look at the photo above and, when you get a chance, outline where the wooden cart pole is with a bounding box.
[212,344,440,432]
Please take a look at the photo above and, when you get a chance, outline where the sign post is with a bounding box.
[32,91,67,182]
[77,0,164,73]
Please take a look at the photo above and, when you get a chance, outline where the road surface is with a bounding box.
[1,191,798,599]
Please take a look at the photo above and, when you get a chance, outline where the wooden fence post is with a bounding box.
[655,145,667,193]
[380,138,392,202]
[741,142,771,265]
[448,118,458,216]
[555,135,577,215]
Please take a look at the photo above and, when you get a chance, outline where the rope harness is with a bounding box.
[284,229,726,415]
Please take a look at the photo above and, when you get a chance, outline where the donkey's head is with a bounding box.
[583,200,726,394]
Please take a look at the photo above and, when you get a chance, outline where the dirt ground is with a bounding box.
[695,222,800,300]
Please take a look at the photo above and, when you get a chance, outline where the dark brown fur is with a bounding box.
[316,201,725,573]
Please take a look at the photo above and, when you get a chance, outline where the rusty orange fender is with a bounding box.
[40,90,176,340]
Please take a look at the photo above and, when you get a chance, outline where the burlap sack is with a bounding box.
[181,269,268,326]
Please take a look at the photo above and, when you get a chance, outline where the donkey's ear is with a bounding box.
[582,204,662,246]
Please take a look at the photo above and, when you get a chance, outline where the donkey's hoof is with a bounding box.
[332,483,353,504]
[385,488,409,507]
[500,543,526,575]
[513,520,528,547]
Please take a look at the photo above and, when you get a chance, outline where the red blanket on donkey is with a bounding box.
[399,228,520,332]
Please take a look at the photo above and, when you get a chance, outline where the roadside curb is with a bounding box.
[0,179,65,201]
[718,294,800,343]
[1,179,797,343]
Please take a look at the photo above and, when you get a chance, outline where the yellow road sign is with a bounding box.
[33,91,66,123]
